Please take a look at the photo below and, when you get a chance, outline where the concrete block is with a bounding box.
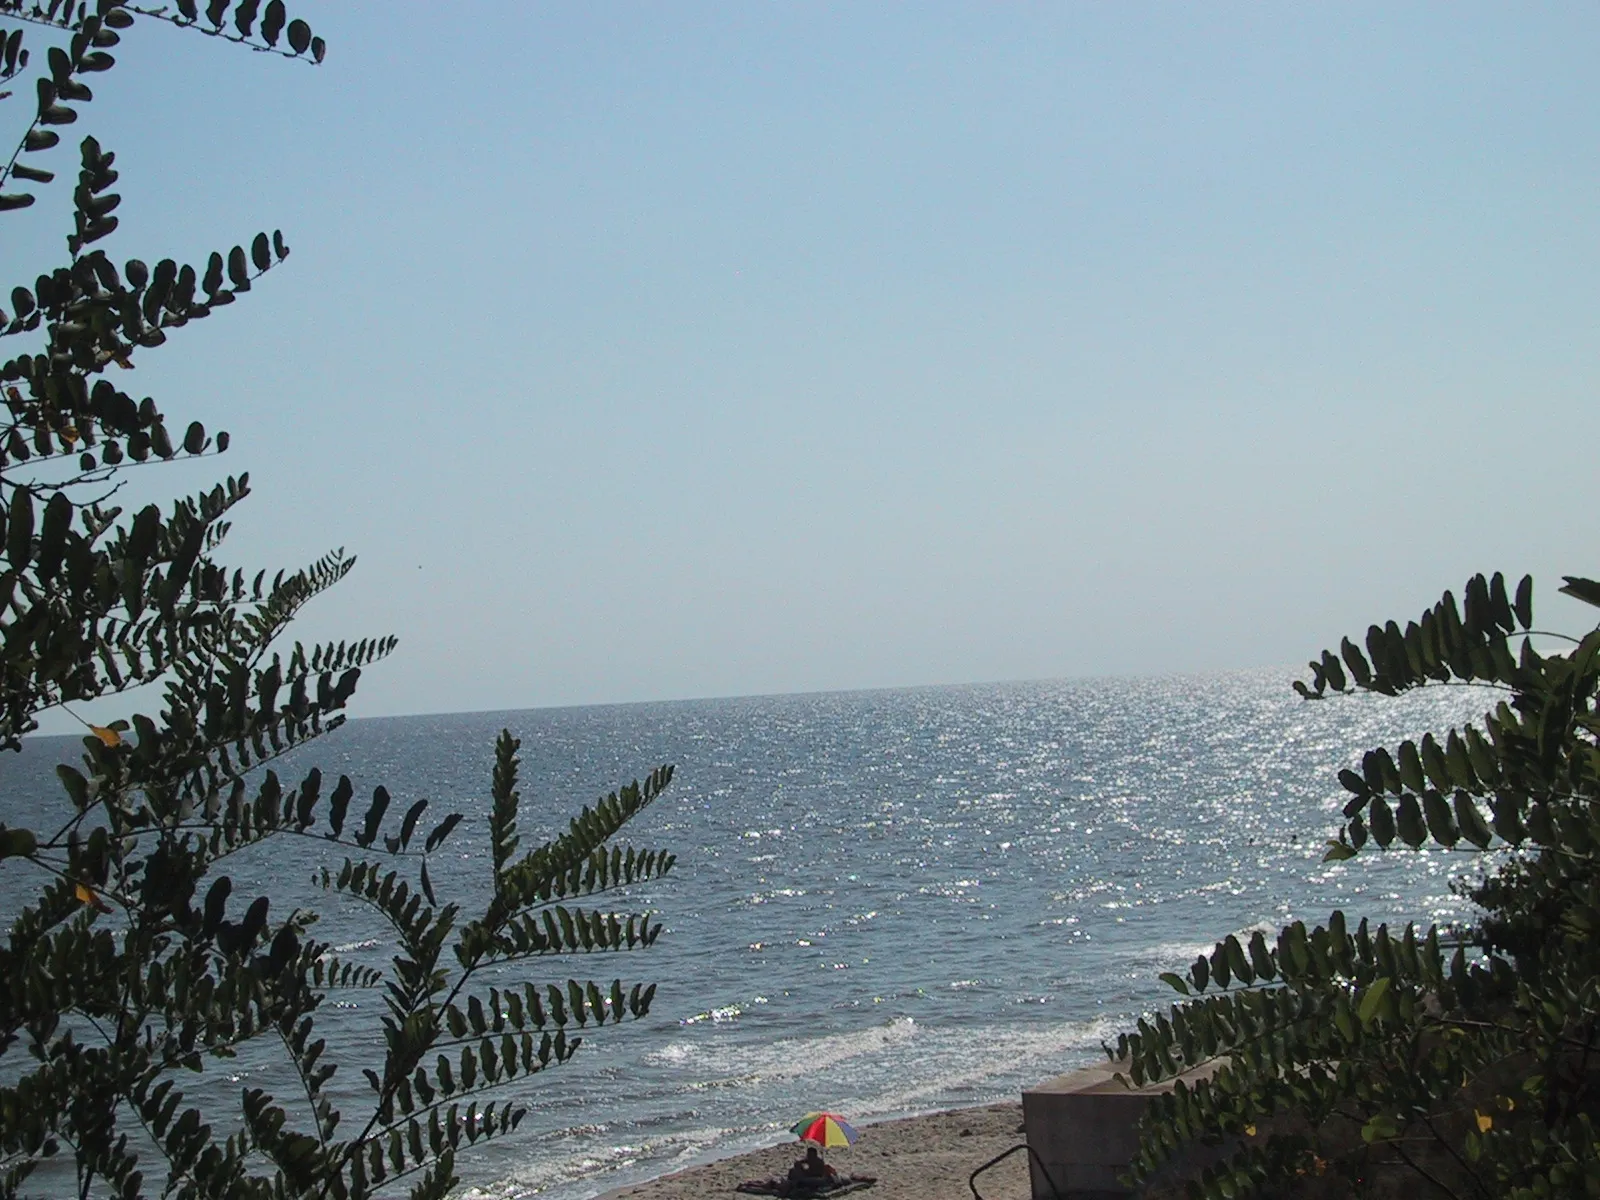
[1021,1060,1217,1199]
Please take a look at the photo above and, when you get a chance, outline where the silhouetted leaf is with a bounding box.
[424,813,463,853]
[261,0,285,45]
[1560,576,1600,610]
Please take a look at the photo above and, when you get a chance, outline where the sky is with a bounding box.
[9,2,1600,727]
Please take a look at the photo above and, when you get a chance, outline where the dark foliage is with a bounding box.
[0,7,677,1196]
[1117,573,1600,1198]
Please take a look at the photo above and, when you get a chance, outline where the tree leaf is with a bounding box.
[1368,796,1395,847]
[261,0,286,45]
[425,812,463,854]
[1559,576,1600,609]
[1322,838,1357,862]
[1513,574,1533,628]
[1357,976,1391,1026]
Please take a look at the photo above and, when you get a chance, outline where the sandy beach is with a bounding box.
[592,1103,1034,1200]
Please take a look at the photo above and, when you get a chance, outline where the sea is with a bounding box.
[1,671,1496,1199]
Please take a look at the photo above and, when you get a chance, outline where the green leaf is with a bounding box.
[1488,571,1514,631]
[261,0,286,45]
[55,764,88,808]
[399,798,427,850]
[328,775,353,837]
[0,827,38,858]
[1454,791,1493,849]
[234,0,261,37]
[1490,793,1526,845]
[357,786,391,848]
[1421,790,1458,846]
[1322,837,1357,862]
[1340,636,1372,687]
[425,812,463,854]
[1513,574,1533,628]
[1357,976,1391,1026]
[1395,794,1426,848]
[1158,972,1190,996]
[1559,576,1600,609]
[1396,740,1426,794]
[203,251,224,295]
[7,486,34,568]
[1419,733,1452,791]
[1225,935,1251,985]
[1240,933,1269,983]
[1361,1111,1399,1143]
[1368,796,1395,847]
[0,193,36,210]
[1321,649,1346,691]
[34,492,71,581]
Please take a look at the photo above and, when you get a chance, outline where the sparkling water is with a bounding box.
[2,671,1493,1198]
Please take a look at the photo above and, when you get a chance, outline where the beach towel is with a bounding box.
[734,1175,876,1197]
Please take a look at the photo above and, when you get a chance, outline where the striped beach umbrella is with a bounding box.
[791,1111,859,1148]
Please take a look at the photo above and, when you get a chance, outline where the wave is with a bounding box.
[643,1015,918,1083]
[1127,917,1285,969]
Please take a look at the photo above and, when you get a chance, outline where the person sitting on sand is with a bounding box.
[787,1146,838,1190]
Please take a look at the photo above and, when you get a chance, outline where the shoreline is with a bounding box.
[588,1102,1033,1200]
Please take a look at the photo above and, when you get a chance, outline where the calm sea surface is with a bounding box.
[3,672,1495,1199]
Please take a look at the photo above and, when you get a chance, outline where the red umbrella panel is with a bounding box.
[790,1112,859,1148]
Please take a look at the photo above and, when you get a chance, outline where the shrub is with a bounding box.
[1118,572,1600,1198]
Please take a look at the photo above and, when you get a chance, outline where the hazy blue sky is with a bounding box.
[13,3,1600,726]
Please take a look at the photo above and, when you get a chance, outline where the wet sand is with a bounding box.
[591,1103,1033,1200]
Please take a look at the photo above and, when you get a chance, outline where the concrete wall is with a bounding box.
[1021,1061,1217,1199]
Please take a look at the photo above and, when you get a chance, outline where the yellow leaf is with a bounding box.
[90,725,121,747]
[1498,1095,1515,1112]
[75,883,111,913]
[1475,1111,1492,1133]
[1244,1124,1256,1137]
